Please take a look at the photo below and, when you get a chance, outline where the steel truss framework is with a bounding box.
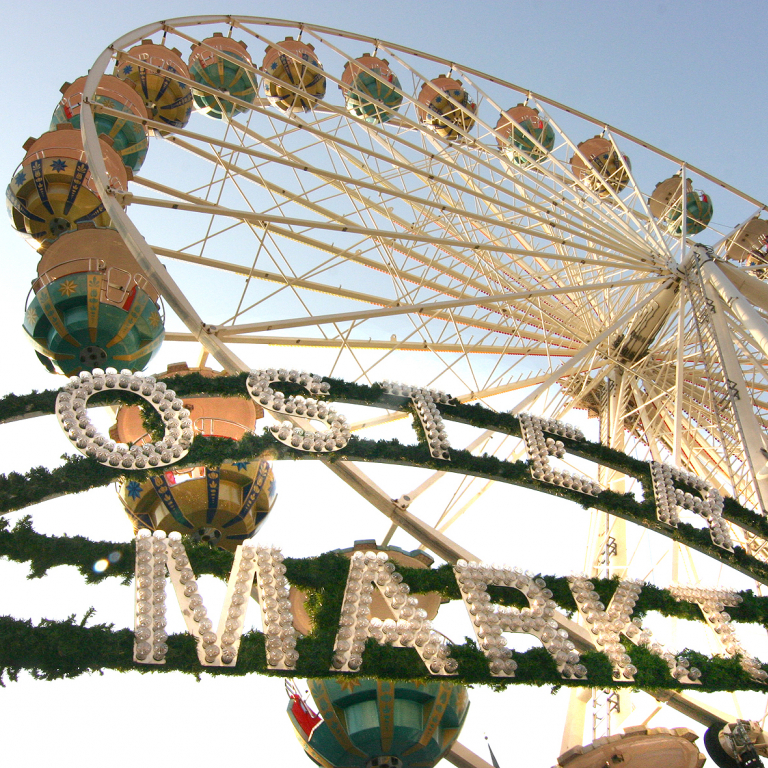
[38,12,768,764]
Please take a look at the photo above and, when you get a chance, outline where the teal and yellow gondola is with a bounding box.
[571,136,631,197]
[189,33,257,119]
[51,75,150,173]
[416,76,476,141]
[341,55,403,124]
[262,37,326,112]
[23,228,164,375]
[288,678,470,768]
[495,104,555,165]
[114,365,276,550]
[114,40,192,132]
[7,125,128,252]
[118,458,275,549]
[649,176,713,236]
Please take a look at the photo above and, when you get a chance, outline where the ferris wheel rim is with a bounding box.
[85,14,768,213]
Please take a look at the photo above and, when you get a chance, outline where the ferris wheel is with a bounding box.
[8,13,768,768]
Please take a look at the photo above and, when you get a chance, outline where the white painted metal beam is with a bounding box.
[703,256,768,362]
[117,191,651,271]
[707,290,768,511]
[446,743,495,768]
[161,332,572,356]
[214,277,659,336]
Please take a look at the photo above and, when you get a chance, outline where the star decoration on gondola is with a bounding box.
[232,460,250,471]
[336,678,362,693]
[24,307,37,326]
[148,311,161,328]
[126,480,143,500]
[58,280,78,297]
[13,170,26,186]
[51,159,68,172]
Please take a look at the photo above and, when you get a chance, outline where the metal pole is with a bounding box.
[705,288,768,511]
[673,284,686,465]
[702,257,768,362]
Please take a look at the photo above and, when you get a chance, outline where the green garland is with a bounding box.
[0,372,248,424]
[5,609,754,693]
[3,378,768,690]
[0,613,613,690]
[1,518,768,691]
[4,518,768,625]
[2,423,768,585]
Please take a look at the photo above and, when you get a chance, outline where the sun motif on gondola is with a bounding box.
[337,678,362,693]
[58,279,78,297]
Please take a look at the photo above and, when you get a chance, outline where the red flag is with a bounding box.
[290,695,322,738]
